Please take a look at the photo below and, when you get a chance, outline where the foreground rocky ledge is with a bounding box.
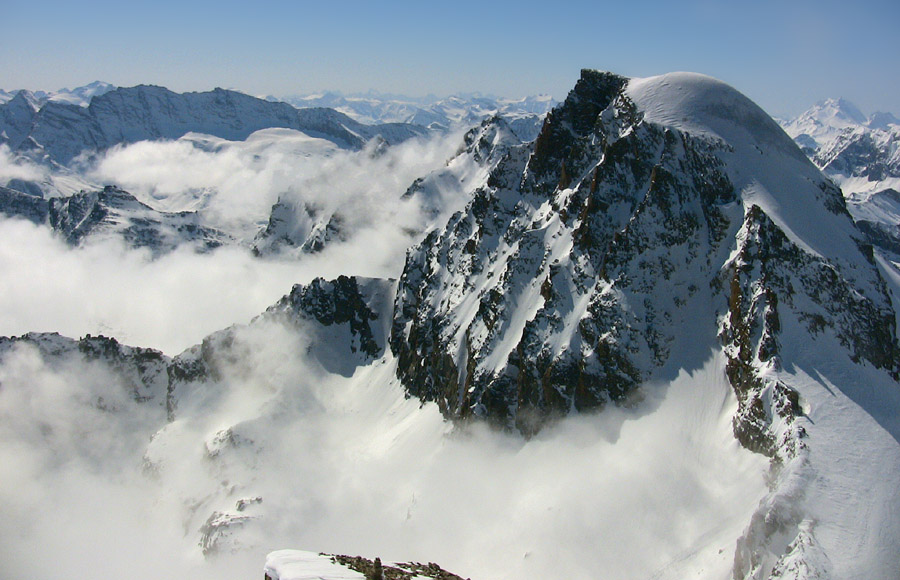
[264,550,469,580]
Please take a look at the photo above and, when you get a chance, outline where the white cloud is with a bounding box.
[0,144,48,184]
[87,128,464,241]
[0,316,767,580]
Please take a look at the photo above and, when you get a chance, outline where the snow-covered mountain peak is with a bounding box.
[779,97,900,258]
[781,97,872,150]
[47,81,116,107]
[392,67,894,439]
[630,72,863,272]
[814,97,868,125]
[869,110,900,131]
[628,72,802,159]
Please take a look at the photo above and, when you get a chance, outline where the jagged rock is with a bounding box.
[0,185,49,223]
[265,551,468,580]
[265,275,390,361]
[390,69,899,444]
[392,71,734,433]
[45,185,233,253]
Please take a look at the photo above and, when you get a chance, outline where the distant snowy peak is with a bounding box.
[781,98,900,255]
[0,81,116,107]
[782,97,870,148]
[782,96,899,150]
[47,81,117,107]
[0,85,428,165]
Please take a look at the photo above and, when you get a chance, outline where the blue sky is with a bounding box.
[2,0,898,117]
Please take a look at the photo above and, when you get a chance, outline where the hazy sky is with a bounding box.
[2,0,898,117]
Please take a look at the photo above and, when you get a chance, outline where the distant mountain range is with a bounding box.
[0,81,116,108]
[277,90,556,132]
[0,84,429,165]
[0,81,553,145]
[780,98,900,254]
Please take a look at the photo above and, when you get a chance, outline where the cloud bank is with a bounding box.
[0,318,768,580]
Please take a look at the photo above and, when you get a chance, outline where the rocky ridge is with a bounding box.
[0,184,232,254]
[391,70,897,438]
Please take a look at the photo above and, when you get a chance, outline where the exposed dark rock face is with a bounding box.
[0,183,233,254]
[0,185,49,223]
[46,185,232,252]
[267,275,386,359]
[328,554,467,580]
[392,71,731,434]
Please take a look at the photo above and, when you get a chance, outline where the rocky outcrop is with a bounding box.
[0,185,49,223]
[392,71,728,433]
[264,550,468,580]
[0,332,170,406]
[0,275,392,423]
